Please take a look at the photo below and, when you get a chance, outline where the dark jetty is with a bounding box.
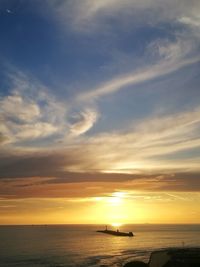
[97,226,134,237]
[124,248,200,267]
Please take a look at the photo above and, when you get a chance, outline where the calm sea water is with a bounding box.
[0,224,200,267]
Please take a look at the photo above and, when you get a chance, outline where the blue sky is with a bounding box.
[0,0,200,206]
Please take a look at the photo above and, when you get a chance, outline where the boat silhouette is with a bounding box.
[97,226,134,237]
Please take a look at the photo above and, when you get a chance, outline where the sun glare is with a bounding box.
[106,191,127,205]
[111,222,123,227]
[107,196,122,205]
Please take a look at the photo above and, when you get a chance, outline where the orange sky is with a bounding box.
[1,180,200,224]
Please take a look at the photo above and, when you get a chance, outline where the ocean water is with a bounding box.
[0,224,200,267]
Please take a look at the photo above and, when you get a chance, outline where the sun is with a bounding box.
[107,191,126,206]
[108,197,122,205]
[111,222,123,227]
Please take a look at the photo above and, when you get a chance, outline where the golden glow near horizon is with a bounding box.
[1,191,200,225]
[111,222,123,227]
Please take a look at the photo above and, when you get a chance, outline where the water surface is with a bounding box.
[0,224,199,267]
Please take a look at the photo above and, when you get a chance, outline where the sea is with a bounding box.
[0,224,200,267]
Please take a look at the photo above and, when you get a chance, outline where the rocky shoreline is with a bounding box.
[124,248,200,267]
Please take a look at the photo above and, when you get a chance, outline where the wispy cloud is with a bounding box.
[1,94,40,122]
[69,108,99,136]
[77,37,200,101]
[0,92,60,142]
[0,71,67,145]
[1,105,200,193]
[0,70,100,145]
[49,0,200,33]
[79,107,200,174]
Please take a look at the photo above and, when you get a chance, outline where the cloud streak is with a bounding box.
[77,41,200,101]
[0,172,200,200]
[0,105,200,194]
[49,0,200,33]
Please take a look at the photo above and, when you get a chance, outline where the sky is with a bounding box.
[0,0,200,225]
